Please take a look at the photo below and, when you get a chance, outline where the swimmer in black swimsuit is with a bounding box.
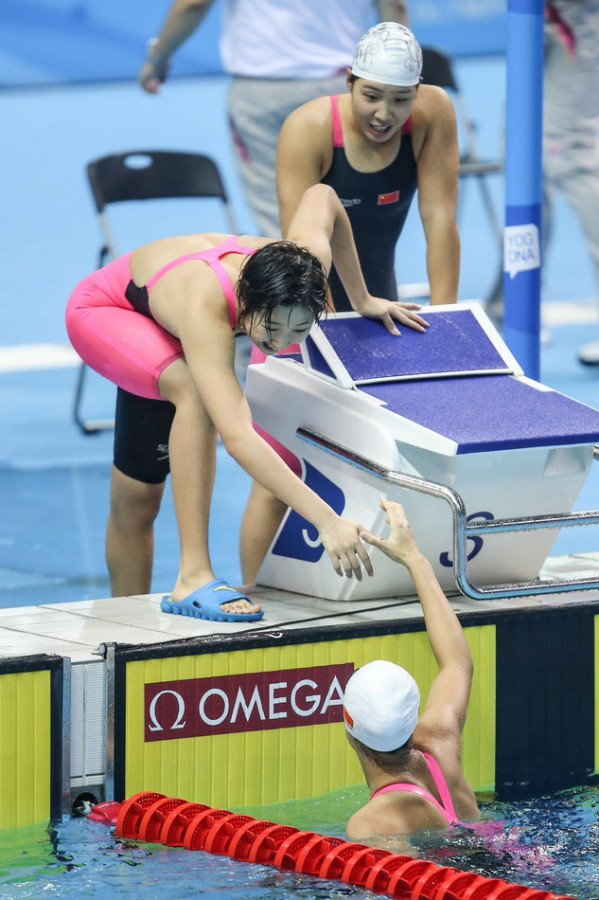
[240,22,460,584]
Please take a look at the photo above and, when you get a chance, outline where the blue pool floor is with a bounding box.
[1,57,599,609]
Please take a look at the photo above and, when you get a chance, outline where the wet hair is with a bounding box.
[237,241,328,330]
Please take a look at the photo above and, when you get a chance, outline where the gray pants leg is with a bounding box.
[227,74,348,237]
[544,26,599,303]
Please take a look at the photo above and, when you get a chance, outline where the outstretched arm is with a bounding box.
[171,299,373,580]
[138,0,216,93]
[287,185,429,335]
[360,497,473,732]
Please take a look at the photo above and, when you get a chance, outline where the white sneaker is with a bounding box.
[578,340,599,365]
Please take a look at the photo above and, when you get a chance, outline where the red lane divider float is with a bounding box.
[88,794,576,900]
[114,791,166,837]
[161,801,211,847]
[138,796,188,842]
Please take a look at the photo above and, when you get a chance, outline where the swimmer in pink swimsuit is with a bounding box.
[343,499,479,842]
[66,185,426,622]
[67,236,257,402]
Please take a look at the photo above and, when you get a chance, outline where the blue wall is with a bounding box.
[1,0,506,88]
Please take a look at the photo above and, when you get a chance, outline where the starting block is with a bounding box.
[246,304,599,601]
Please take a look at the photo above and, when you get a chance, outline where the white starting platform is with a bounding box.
[246,303,599,601]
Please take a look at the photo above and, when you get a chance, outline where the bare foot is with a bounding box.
[220,596,261,616]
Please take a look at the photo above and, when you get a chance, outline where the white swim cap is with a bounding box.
[343,659,420,752]
[351,22,423,87]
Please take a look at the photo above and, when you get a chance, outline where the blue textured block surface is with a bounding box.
[319,310,508,382]
[362,375,599,453]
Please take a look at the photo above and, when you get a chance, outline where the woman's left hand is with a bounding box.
[358,296,430,336]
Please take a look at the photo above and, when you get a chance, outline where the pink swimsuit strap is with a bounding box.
[145,236,257,328]
[370,751,461,826]
[330,95,344,147]
[329,94,413,148]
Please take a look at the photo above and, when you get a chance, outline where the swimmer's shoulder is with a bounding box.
[281,93,337,142]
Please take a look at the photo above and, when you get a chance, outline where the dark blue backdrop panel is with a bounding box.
[362,375,599,453]
[318,311,508,383]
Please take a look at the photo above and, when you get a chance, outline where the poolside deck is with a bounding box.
[2,552,599,662]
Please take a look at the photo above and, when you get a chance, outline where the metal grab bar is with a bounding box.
[297,427,599,601]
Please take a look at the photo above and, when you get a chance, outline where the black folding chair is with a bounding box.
[73,150,239,434]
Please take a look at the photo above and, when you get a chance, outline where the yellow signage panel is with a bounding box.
[0,667,54,828]
[121,627,495,808]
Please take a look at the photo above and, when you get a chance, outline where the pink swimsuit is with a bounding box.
[370,751,463,827]
[65,236,256,401]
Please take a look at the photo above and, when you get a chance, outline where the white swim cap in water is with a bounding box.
[343,659,420,752]
[351,22,423,87]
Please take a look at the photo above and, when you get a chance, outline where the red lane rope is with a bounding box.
[88,793,576,900]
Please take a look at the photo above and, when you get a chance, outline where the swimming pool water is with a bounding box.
[1,784,597,899]
[415,786,599,899]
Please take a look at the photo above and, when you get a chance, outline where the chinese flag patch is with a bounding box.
[378,190,400,205]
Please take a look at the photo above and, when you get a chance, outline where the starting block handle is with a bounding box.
[297,427,599,601]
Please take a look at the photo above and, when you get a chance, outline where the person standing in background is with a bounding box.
[543,1,599,365]
[138,0,410,237]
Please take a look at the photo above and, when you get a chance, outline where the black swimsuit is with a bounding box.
[321,95,418,311]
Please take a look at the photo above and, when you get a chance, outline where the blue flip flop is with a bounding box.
[160,578,264,623]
